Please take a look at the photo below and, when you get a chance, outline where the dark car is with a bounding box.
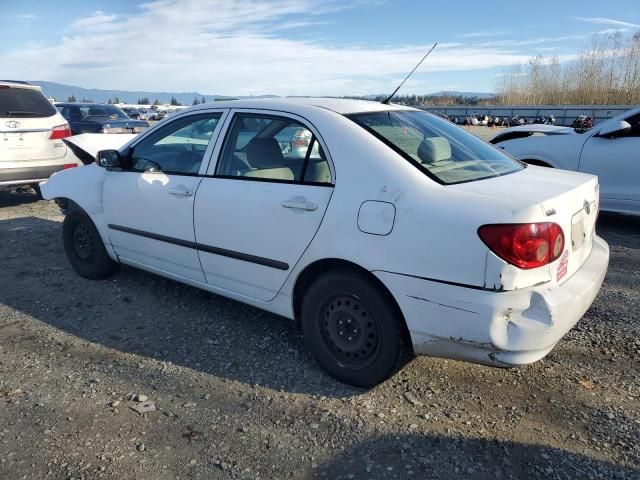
[55,103,149,135]
[121,107,141,119]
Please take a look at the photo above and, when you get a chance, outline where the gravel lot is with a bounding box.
[0,189,639,480]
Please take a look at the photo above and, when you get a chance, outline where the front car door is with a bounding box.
[103,110,228,281]
[579,112,640,214]
[194,110,334,301]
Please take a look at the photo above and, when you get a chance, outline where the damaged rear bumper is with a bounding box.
[374,235,609,367]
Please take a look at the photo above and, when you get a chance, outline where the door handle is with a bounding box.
[168,186,193,197]
[281,200,317,211]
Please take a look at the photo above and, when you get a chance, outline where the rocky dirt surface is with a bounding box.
[0,190,638,480]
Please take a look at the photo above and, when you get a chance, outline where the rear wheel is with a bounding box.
[31,184,42,199]
[63,211,119,279]
[301,270,409,387]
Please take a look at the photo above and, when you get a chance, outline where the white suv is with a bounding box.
[0,81,77,195]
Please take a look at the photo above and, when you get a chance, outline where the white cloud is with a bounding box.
[572,16,640,29]
[16,13,38,20]
[0,0,588,95]
[460,30,511,38]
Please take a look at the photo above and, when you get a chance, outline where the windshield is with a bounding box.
[0,87,57,118]
[349,110,524,184]
[78,105,129,121]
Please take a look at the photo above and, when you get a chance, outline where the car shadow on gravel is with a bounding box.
[0,190,40,207]
[597,212,640,250]
[0,215,360,398]
[314,432,639,479]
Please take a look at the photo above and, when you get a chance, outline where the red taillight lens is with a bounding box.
[63,163,77,169]
[291,129,311,148]
[49,124,71,140]
[478,223,565,269]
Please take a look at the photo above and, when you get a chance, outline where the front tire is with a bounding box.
[301,270,409,387]
[63,211,119,279]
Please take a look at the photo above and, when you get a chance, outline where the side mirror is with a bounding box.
[96,149,123,170]
[598,120,631,138]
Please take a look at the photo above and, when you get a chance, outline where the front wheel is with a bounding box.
[301,270,409,387]
[63,211,119,279]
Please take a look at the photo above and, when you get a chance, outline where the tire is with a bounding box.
[300,269,409,387]
[32,184,43,199]
[63,211,119,279]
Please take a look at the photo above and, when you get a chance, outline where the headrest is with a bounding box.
[417,137,451,164]
[246,138,284,169]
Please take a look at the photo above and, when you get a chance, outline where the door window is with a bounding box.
[216,113,331,184]
[129,113,222,174]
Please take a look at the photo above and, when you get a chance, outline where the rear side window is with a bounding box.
[0,87,57,118]
[216,113,331,184]
[349,110,523,185]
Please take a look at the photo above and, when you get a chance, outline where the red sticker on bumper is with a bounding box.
[557,250,569,282]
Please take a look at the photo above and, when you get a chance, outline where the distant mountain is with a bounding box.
[29,81,276,105]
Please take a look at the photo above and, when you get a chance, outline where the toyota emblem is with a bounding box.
[584,200,591,215]
[5,120,21,129]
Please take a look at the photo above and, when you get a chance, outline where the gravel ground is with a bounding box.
[0,190,638,480]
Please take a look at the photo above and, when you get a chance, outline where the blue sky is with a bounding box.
[1,0,639,96]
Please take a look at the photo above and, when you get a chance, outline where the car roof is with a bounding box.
[185,97,418,115]
[0,80,42,91]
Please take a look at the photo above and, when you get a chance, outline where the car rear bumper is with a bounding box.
[0,164,68,186]
[374,235,609,367]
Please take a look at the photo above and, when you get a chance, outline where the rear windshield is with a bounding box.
[348,110,524,184]
[0,87,57,118]
[77,105,129,121]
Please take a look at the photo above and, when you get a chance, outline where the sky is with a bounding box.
[1,0,639,96]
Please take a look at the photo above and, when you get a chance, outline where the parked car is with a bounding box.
[0,80,78,195]
[136,109,150,121]
[571,115,593,130]
[491,108,640,215]
[41,98,609,387]
[55,103,149,135]
[121,107,141,119]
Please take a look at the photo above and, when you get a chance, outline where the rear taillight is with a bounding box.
[49,124,71,140]
[63,163,77,169]
[291,129,311,148]
[478,223,565,269]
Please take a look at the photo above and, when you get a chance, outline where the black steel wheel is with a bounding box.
[301,269,410,387]
[63,210,119,279]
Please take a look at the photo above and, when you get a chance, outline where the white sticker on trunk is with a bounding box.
[557,250,569,282]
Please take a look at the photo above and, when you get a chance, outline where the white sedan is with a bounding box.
[41,98,609,387]
[491,108,640,216]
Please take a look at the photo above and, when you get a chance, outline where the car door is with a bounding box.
[194,110,334,301]
[579,113,640,214]
[103,110,228,281]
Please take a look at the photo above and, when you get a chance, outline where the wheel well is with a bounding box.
[523,159,553,168]
[292,258,412,347]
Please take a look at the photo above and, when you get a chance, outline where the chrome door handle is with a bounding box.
[168,186,193,197]
[281,200,317,211]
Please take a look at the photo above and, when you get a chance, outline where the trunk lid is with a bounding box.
[452,165,599,286]
[0,116,66,162]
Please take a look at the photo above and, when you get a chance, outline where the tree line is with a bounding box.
[496,31,640,105]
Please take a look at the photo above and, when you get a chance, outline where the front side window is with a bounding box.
[349,110,523,184]
[129,113,222,174]
[216,113,331,183]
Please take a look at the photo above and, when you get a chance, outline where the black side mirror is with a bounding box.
[96,149,123,170]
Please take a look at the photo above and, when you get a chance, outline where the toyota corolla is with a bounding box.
[40,98,609,387]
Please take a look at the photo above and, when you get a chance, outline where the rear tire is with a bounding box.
[301,269,409,387]
[63,211,119,279]
[31,184,43,199]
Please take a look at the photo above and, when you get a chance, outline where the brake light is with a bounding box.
[63,163,77,169]
[291,129,311,148]
[49,124,71,140]
[478,223,565,269]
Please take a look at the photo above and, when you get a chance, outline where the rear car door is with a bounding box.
[579,113,640,214]
[194,110,334,301]
[103,110,228,281]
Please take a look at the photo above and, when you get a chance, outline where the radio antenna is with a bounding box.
[382,42,438,105]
